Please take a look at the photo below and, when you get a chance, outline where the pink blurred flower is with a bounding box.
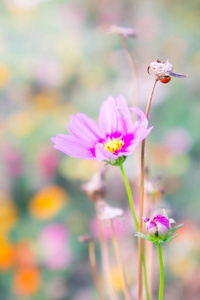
[163,128,193,154]
[90,214,130,240]
[34,59,64,87]
[52,95,152,162]
[38,224,71,270]
[3,144,23,177]
[38,147,60,179]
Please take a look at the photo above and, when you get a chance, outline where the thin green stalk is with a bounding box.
[119,164,150,300]
[119,164,138,229]
[142,247,150,300]
[157,244,164,300]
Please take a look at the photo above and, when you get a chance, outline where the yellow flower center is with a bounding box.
[103,138,124,153]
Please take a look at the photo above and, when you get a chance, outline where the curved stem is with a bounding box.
[119,164,138,229]
[89,241,107,300]
[157,244,164,300]
[119,164,150,300]
[138,77,158,300]
[110,220,132,300]
[121,37,138,112]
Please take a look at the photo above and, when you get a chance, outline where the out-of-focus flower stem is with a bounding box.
[121,37,138,111]
[88,240,107,300]
[138,76,158,300]
[121,36,141,171]
[96,207,119,300]
[142,247,150,300]
[119,164,150,300]
[110,220,132,300]
[157,244,164,300]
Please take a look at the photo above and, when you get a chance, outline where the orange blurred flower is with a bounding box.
[0,64,11,87]
[149,144,174,167]
[29,185,68,220]
[0,191,18,234]
[108,265,131,292]
[13,267,41,297]
[0,238,15,270]
[14,240,35,268]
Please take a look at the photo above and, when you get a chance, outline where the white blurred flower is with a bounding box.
[96,201,124,220]
[108,25,138,38]
[5,0,48,10]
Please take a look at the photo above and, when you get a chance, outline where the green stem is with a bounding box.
[142,247,150,300]
[157,244,164,300]
[119,164,150,300]
[119,164,138,229]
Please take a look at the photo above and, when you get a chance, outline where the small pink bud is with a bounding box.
[144,210,175,239]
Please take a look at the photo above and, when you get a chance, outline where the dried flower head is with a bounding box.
[147,59,188,82]
[78,234,93,243]
[82,168,107,201]
[108,25,138,38]
[144,169,164,199]
[96,201,124,220]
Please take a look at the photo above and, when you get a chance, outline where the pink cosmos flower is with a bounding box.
[144,210,175,238]
[51,95,152,162]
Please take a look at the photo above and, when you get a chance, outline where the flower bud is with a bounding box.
[82,168,107,201]
[144,210,175,239]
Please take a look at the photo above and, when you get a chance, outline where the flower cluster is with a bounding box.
[52,96,152,164]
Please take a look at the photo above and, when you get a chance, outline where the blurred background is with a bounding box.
[0,0,200,299]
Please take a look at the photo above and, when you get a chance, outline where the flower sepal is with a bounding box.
[104,155,127,167]
[135,223,184,245]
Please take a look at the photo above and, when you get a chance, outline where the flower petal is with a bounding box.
[130,107,148,134]
[156,222,169,236]
[67,113,103,145]
[146,220,158,235]
[115,95,132,119]
[51,135,95,159]
[121,141,140,155]
[114,96,135,135]
[95,143,118,162]
[154,215,170,229]
[98,96,118,136]
[99,95,134,137]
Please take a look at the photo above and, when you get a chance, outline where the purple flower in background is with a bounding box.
[52,95,152,162]
[144,210,175,239]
